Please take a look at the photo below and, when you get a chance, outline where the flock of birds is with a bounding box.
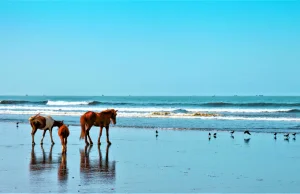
[155,129,297,141]
[207,130,297,141]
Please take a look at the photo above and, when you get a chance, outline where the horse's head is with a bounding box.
[55,120,64,127]
[110,109,118,125]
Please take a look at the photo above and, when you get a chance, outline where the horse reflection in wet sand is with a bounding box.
[58,153,68,182]
[29,113,64,145]
[80,109,118,145]
[80,145,116,184]
[29,144,54,173]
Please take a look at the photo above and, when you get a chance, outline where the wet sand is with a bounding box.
[0,122,300,192]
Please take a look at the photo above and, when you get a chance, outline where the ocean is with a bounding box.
[1,96,300,133]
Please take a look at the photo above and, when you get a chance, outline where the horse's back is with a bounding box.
[42,116,55,130]
[80,111,97,123]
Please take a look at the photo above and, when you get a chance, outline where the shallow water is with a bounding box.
[0,122,300,192]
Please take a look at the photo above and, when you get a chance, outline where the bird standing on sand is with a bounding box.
[244,130,251,135]
[213,133,217,138]
[208,133,211,137]
[156,130,158,134]
[16,122,19,128]
[230,130,234,135]
[284,133,289,138]
[274,133,277,139]
[292,133,296,137]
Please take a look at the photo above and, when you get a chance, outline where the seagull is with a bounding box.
[16,122,19,128]
[292,133,296,137]
[284,133,289,139]
[156,130,158,134]
[274,132,277,136]
[208,133,211,137]
[213,133,217,138]
[230,130,234,135]
[244,130,251,135]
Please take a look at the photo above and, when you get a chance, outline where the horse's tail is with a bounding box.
[28,113,41,122]
[80,116,86,140]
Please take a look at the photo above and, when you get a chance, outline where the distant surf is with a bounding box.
[1,100,300,108]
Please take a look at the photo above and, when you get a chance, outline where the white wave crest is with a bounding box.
[0,105,294,113]
[0,110,300,122]
[46,100,91,106]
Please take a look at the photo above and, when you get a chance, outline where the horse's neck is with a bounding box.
[53,120,60,127]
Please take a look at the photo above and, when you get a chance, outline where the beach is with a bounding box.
[1,122,300,193]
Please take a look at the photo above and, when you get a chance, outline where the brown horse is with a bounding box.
[80,109,118,145]
[58,123,70,154]
[29,113,63,145]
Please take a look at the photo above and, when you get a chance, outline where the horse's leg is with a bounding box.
[64,137,68,153]
[49,127,55,145]
[106,126,111,145]
[31,128,37,145]
[87,129,93,145]
[40,130,47,145]
[85,125,92,145]
[60,136,64,153]
[98,126,103,145]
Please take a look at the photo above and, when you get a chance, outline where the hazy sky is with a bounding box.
[0,1,299,96]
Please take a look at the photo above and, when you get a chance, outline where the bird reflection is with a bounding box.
[244,138,251,144]
[80,144,116,185]
[30,144,54,173]
[58,153,68,182]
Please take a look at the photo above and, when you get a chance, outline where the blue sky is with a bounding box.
[0,1,299,96]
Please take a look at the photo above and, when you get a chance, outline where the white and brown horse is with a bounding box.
[29,113,63,145]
